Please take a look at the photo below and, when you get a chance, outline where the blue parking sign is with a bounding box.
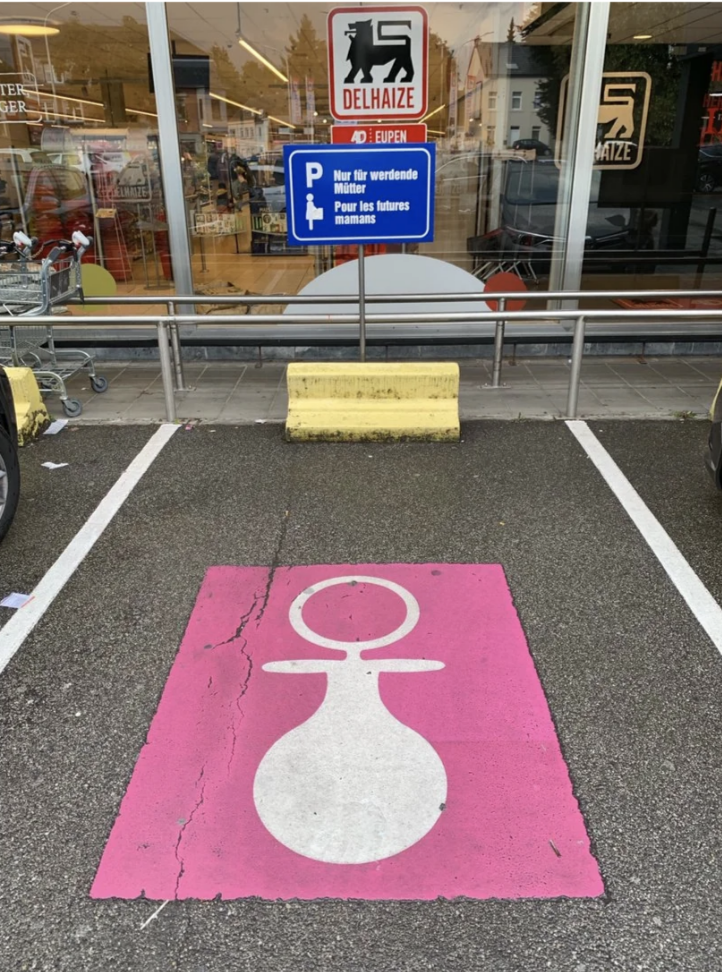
[283,143,435,246]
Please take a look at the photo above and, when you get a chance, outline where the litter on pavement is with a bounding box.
[44,420,69,435]
[0,593,33,609]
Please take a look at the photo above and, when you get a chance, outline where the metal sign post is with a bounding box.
[566,315,587,419]
[358,244,366,361]
[491,298,506,387]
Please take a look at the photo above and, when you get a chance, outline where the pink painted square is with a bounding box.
[91,564,603,900]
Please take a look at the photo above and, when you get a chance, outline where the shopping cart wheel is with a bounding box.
[62,399,83,418]
[90,376,108,393]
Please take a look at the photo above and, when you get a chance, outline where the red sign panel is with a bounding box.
[331,123,427,144]
[327,6,429,121]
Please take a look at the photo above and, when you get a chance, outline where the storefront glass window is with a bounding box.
[572,3,722,303]
[0,2,597,313]
[0,4,170,300]
[163,1,578,298]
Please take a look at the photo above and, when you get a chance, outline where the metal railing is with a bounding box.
[5,286,722,424]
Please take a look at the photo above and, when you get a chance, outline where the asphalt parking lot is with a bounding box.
[1,419,722,972]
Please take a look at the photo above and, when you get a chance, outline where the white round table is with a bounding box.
[284,253,489,323]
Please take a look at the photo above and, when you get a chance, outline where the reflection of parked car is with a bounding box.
[0,148,54,178]
[0,152,92,237]
[512,138,552,157]
[248,162,286,212]
[436,153,483,214]
[0,366,20,543]
[0,149,54,233]
[470,158,654,281]
[23,164,93,237]
[697,143,722,193]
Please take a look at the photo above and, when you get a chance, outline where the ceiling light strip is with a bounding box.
[26,89,104,109]
[28,89,156,119]
[210,91,262,116]
[267,114,296,128]
[237,38,288,83]
[421,103,446,122]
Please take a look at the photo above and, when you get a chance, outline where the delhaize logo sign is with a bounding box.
[555,71,651,170]
[327,6,428,121]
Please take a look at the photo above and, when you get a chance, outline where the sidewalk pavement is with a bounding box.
[50,355,721,424]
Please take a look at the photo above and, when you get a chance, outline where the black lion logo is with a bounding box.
[344,19,414,84]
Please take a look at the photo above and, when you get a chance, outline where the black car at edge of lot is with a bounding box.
[705,377,722,488]
[697,143,722,193]
[0,365,20,541]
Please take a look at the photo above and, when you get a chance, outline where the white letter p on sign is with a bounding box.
[305,162,323,188]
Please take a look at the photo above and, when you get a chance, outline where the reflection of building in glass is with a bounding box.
[458,41,551,151]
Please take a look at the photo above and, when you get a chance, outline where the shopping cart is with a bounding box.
[0,231,107,417]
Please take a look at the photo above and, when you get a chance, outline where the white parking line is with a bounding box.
[139,899,169,930]
[0,423,179,676]
[567,420,722,656]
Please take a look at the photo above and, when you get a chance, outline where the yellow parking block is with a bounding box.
[286,362,460,442]
[4,367,50,445]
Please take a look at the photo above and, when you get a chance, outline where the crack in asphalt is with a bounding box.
[212,509,292,779]
[209,595,261,778]
[174,766,206,899]
[256,508,291,627]
[229,627,255,777]
[174,507,293,891]
[225,511,291,774]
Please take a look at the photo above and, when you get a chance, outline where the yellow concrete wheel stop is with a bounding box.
[4,367,50,444]
[286,362,460,442]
